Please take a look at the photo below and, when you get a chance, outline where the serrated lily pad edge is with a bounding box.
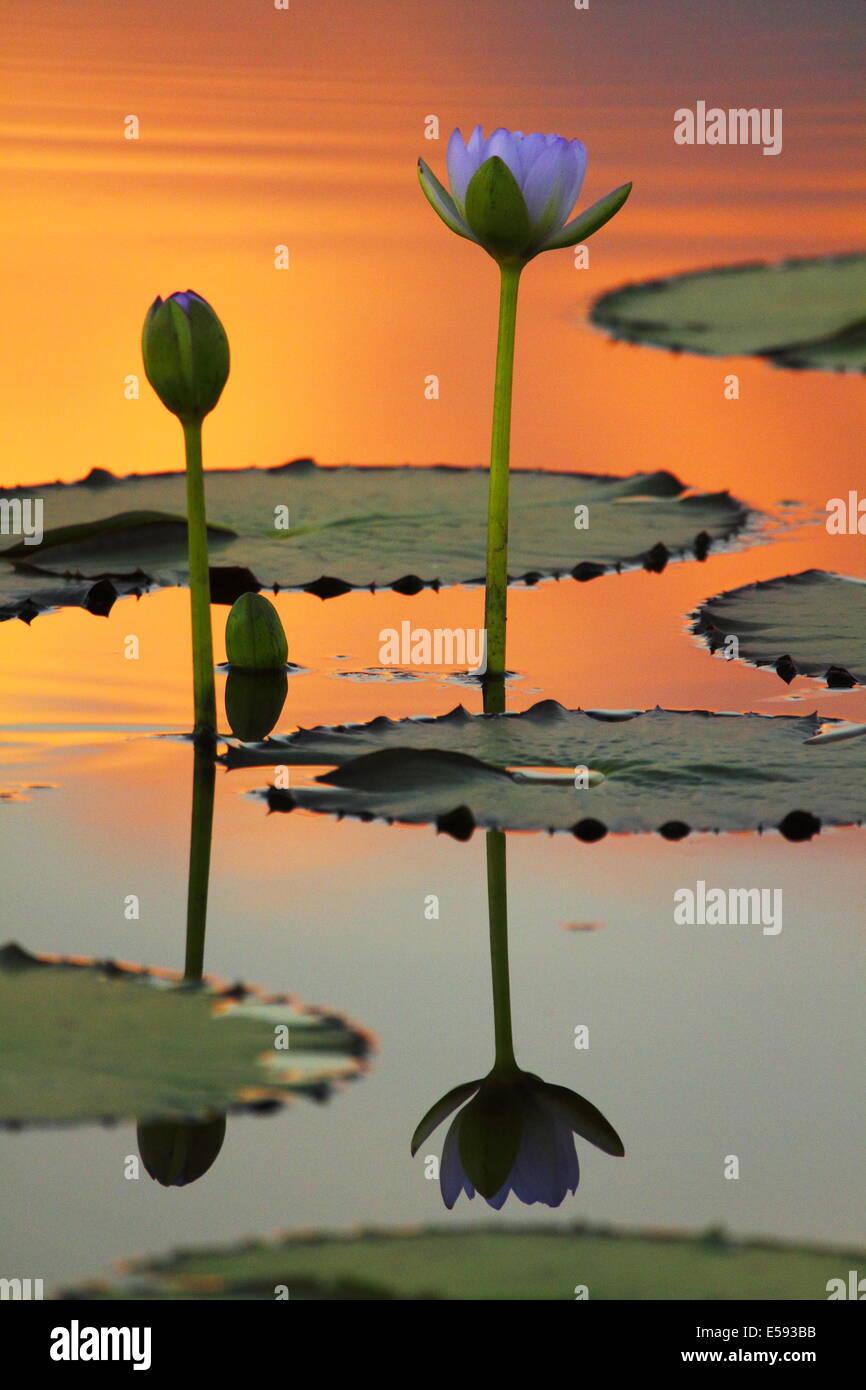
[53,1220,866,1301]
[0,460,756,622]
[690,570,865,687]
[240,701,859,843]
[0,942,375,1131]
[589,250,866,374]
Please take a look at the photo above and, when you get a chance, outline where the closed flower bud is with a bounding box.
[225,668,288,740]
[225,592,289,671]
[137,1114,226,1187]
[142,290,230,422]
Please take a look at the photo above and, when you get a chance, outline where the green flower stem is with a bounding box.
[486,828,517,1074]
[181,418,217,741]
[183,742,216,982]
[484,261,522,705]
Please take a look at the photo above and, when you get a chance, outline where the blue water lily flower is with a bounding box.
[412,1069,624,1210]
[419,125,631,264]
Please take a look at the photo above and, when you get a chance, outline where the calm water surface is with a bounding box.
[1,0,864,1291]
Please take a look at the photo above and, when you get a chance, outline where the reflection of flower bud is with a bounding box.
[225,592,288,671]
[141,290,230,422]
[412,1069,623,1209]
[225,668,288,741]
[419,126,631,265]
[137,1114,226,1187]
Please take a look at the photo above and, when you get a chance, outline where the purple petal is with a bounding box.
[521,142,570,221]
[466,123,485,163]
[486,1178,514,1211]
[523,140,587,242]
[446,128,480,210]
[507,1095,579,1208]
[439,1114,475,1210]
[516,131,550,181]
[483,127,524,185]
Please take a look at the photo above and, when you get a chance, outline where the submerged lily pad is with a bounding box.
[692,571,866,686]
[56,1224,864,1301]
[0,462,752,620]
[226,702,866,837]
[0,944,372,1127]
[591,252,866,372]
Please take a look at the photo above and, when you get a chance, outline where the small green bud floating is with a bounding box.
[225,592,288,671]
[136,1114,226,1188]
[142,290,230,423]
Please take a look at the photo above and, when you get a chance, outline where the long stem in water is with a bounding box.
[483,261,522,710]
[181,418,216,741]
[486,829,517,1074]
[183,742,216,982]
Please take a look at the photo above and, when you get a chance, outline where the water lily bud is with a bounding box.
[225,668,288,741]
[225,592,288,671]
[137,1114,226,1187]
[142,290,230,422]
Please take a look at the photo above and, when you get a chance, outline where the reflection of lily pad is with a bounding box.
[591,252,866,372]
[56,1224,864,1301]
[0,944,373,1128]
[0,462,752,620]
[226,702,866,837]
[692,571,866,686]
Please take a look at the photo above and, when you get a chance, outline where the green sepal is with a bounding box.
[541,182,632,252]
[410,1078,481,1155]
[541,1079,625,1156]
[464,156,533,262]
[457,1083,524,1197]
[417,159,478,243]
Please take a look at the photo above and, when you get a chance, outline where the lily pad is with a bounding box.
[225,701,866,837]
[590,252,866,372]
[55,1224,864,1301]
[692,571,866,686]
[0,462,752,620]
[0,943,373,1128]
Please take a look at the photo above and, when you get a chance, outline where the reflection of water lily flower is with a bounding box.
[419,126,631,264]
[412,1070,623,1209]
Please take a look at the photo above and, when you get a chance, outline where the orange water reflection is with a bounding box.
[2,4,863,501]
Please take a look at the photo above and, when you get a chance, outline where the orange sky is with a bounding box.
[1,0,863,505]
[1,0,864,737]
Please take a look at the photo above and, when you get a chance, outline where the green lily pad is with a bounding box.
[590,252,866,372]
[0,462,752,621]
[55,1223,864,1301]
[0,510,235,561]
[224,702,866,838]
[692,570,866,686]
[0,944,373,1128]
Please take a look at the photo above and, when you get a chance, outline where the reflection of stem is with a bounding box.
[484,262,522,688]
[486,829,517,1074]
[181,419,216,742]
[183,742,216,982]
[482,672,506,716]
